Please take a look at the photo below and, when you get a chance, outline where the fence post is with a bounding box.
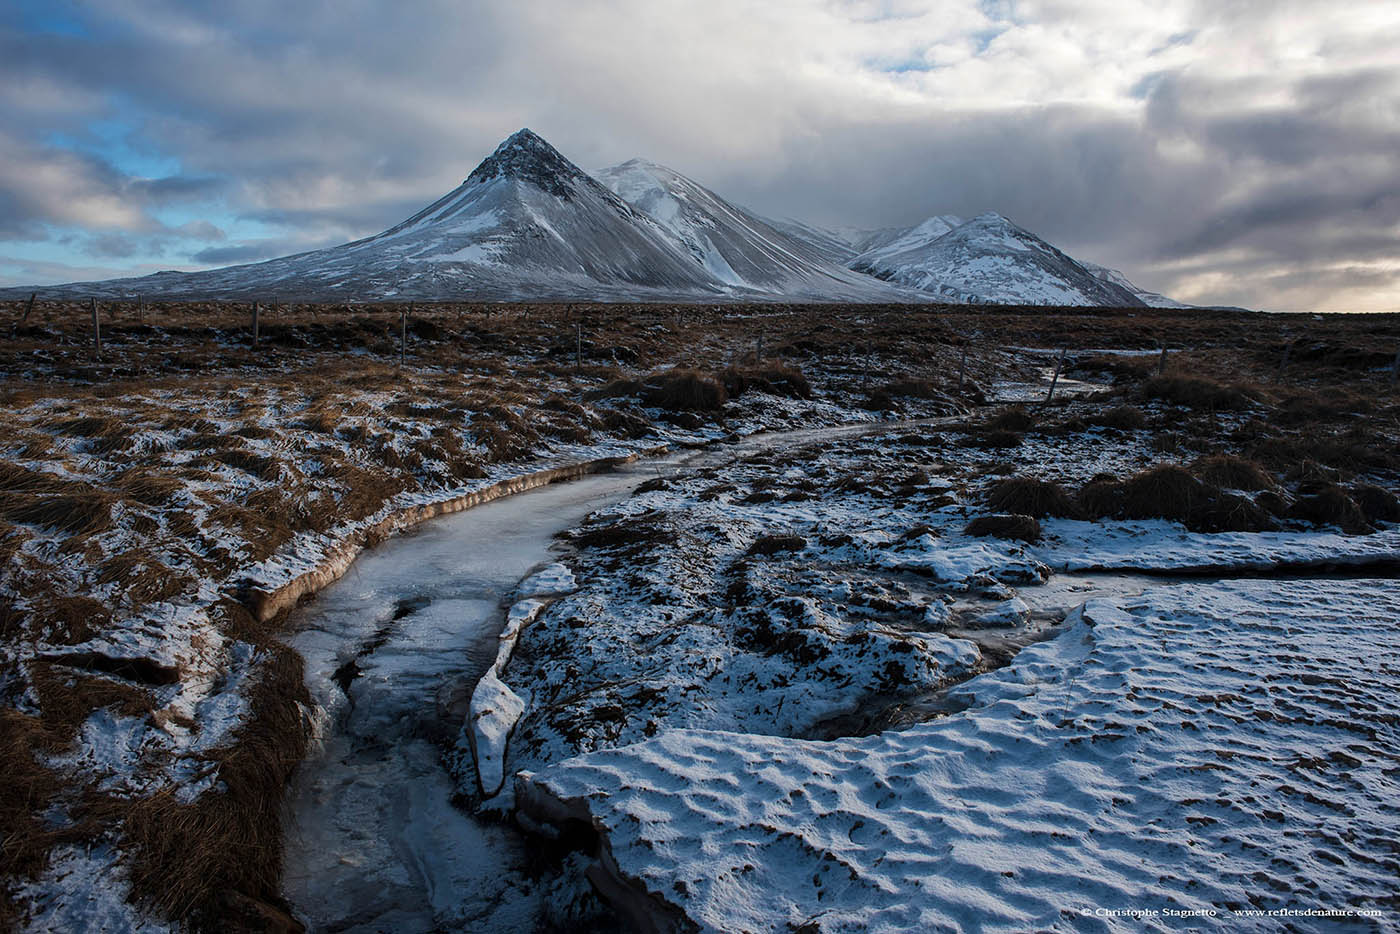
[137,295,144,325]
[251,301,260,346]
[1278,338,1293,375]
[400,306,408,368]
[14,292,36,333]
[1042,349,1066,407]
[90,297,102,360]
[1157,341,1168,375]
[957,344,969,393]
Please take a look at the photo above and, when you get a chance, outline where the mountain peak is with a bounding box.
[466,128,589,198]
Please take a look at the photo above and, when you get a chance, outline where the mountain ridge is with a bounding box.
[0,129,1188,307]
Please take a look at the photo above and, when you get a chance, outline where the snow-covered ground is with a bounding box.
[464,404,1400,932]
[519,577,1399,932]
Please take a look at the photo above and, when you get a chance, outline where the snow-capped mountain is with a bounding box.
[1083,263,1194,309]
[763,218,862,265]
[592,159,906,301]
[845,215,964,269]
[850,212,1146,307]
[3,129,1186,307]
[6,131,732,302]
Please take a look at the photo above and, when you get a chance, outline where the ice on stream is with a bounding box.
[280,469,644,932]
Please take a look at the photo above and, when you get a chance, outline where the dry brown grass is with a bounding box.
[95,551,193,608]
[965,514,1041,542]
[0,709,97,932]
[643,369,728,412]
[1141,374,1259,411]
[1090,404,1147,430]
[722,364,813,401]
[1352,483,1400,523]
[1190,455,1275,492]
[1119,465,1211,521]
[0,479,120,537]
[86,637,310,929]
[1288,484,1371,534]
[987,476,1080,518]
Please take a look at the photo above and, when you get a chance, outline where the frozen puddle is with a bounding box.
[281,464,651,932]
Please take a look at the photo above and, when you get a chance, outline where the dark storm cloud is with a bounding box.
[0,0,1397,309]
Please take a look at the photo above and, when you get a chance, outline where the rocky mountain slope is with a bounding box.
[850,212,1146,307]
[592,159,904,300]
[3,130,1188,307]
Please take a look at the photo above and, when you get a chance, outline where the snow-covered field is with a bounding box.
[5,300,1398,932]
[520,577,1399,932]
[446,406,1400,932]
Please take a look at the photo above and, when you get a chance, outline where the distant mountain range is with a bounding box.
[3,129,1190,307]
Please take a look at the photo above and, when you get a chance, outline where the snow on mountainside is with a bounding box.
[592,159,909,301]
[2,131,730,302]
[1083,262,1194,309]
[851,212,1146,307]
[844,214,964,269]
[2,129,1188,308]
[763,218,862,265]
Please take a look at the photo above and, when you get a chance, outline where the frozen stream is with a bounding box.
[277,408,1053,931]
[281,461,662,932]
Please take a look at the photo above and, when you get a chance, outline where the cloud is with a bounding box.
[0,0,1396,309]
[189,240,306,264]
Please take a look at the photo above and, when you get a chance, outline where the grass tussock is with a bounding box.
[0,709,98,931]
[987,407,1036,432]
[965,514,1041,542]
[747,534,807,556]
[723,364,812,400]
[1090,405,1147,430]
[1190,455,1275,492]
[643,369,728,412]
[1119,465,1212,521]
[987,476,1080,518]
[0,488,120,537]
[1085,464,1278,532]
[1352,484,1400,524]
[1141,374,1258,411]
[1077,476,1126,519]
[1287,485,1371,535]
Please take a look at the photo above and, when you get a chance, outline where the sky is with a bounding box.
[1,0,1397,311]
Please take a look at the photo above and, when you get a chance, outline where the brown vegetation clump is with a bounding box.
[747,534,808,556]
[0,484,120,537]
[1351,483,1400,524]
[964,514,1041,542]
[722,364,812,400]
[987,476,1080,518]
[1118,464,1276,532]
[0,709,95,931]
[1120,465,1212,521]
[1091,405,1147,430]
[987,406,1036,431]
[1191,455,1275,492]
[1077,477,1126,519]
[92,636,311,928]
[642,369,728,412]
[965,430,1023,450]
[1141,374,1258,411]
[1288,484,1371,535]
